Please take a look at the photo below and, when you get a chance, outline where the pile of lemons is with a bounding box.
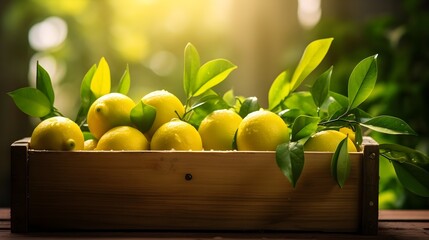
[30,90,357,153]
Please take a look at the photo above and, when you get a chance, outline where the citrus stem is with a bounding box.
[53,107,64,117]
[318,118,359,127]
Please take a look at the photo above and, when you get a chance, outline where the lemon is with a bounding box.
[304,130,358,152]
[87,93,135,139]
[96,126,149,150]
[236,109,290,151]
[151,119,203,150]
[84,139,98,150]
[339,127,356,143]
[30,116,84,150]
[141,90,185,139]
[198,109,242,150]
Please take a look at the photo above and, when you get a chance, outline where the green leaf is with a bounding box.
[311,66,332,108]
[361,115,416,135]
[192,59,237,97]
[279,109,305,126]
[350,108,373,122]
[329,91,349,108]
[290,38,333,92]
[354,124,363,147]
[80,64,97,105]
[284,92,318,116]
[276,141,305,188]
[36,62,55,105]
[380,143,429,168]
[8,87,52,117]
[268,70,291,111]
[331,137,351,188]
[90,57,111,98]
[184,43,200,97]
[83,131,95,141]
[186,91,230,128]
[291,115,320,142]
[117,64,130,95]
[232,129,238,150]
[238,97,260,118]
[348,55,378,110]
[392,161,429,197]
[222,89,236,107]
[75,64,97,124]
[130,100,157,133]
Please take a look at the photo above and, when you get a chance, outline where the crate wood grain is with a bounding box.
[10,137,379,234]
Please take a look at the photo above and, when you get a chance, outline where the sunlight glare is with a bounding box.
[28,17,68,51]
[298,0,321,29]
[148,51,177,77]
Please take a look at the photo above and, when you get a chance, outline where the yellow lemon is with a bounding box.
[87,93,135,139]
[339,127,356,143]
[84,139,98,150]
[198,109,242,150]
[30,116,84,150]
[151,119,202,150]
[141,90,185,139]
[236,109,290,151]
[96,126,149,150]
[304,130,358,152]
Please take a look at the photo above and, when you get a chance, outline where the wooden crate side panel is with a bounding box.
[10,139,30,233]
[361,138,379,234]
[28,151,363,232]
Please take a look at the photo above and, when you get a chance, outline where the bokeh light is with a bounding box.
[28,17,68,51]
[298,0,321,29]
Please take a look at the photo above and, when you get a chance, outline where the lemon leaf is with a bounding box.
[331,137,350,188]
[83,131,95,141]
[311,66,332,108]
[238,96,260,118]
[117,64,130,95]
[192,59,237,97]
[36,62,55,105]
[279,108,305,125]
[185,91,230,128]
[8,87,52,117]
[380,143,429,167]
[284,92,318,116]
[291,115,320,142]
[222,89,236,107]
[184,43,201,98]
[130,100,157,133]
[75,64,97,124]
[276,141,304,188]
[290,38,333,92]
[361,115,416,135]
[354,124,363,147]
[268,70,291,111]
[392,161,429,197]
[90,57,111,98]
[348,55,378,110]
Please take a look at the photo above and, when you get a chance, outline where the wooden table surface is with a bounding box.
[1,208,428,239]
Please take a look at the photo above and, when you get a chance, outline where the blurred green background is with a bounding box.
[1,0,428,209]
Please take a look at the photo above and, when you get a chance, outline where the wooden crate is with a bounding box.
[10,137,379,234]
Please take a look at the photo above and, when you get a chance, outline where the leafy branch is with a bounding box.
[272,39,428,196]
[181,43,237,127]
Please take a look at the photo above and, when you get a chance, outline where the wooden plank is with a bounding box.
[379,210,429,221]
[3,208,429,239]
[10,139,30,233]
[27,150,363,232]
[0,220,429,240]
[0,208,10,219]
[360,137,379,235]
